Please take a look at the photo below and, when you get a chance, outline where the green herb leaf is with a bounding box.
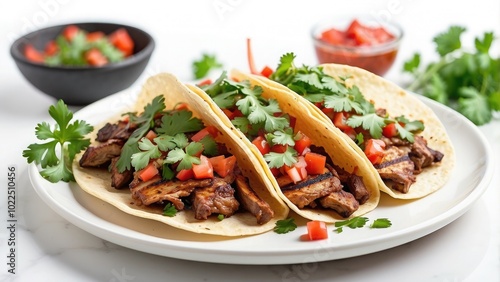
[433,26,466,57]
[264,146,297,168]
[346,113,386,139]
[274,218,297,234]
[131,138,162,170]
[22,100,93,182]
[165,142,202,171]
[154,133,189,152]
[163,203,178,217]
[458,88,492,125]
[157,110,204,136]
[192,53,223,79]
[403,53,421,73]
[370,218,392,228]
[334,217,369,233]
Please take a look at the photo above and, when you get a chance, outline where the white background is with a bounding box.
[0,0,499,281]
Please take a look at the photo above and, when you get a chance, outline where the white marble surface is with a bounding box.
[1,0,499,281]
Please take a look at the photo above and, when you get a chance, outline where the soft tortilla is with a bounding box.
[73,73,289,236]
[186,70,380,223]
[249,64,455,199]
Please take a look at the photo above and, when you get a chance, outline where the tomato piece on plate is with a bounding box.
[192,155,214,179]
[304,152,326,175]
[24,44,44,63]
[109,28,134,56]
[306,220,328,240]
[364,139,386,165]
[62,25,80,41]
[209,155,237,178]
[138,163,159,182]
[85,48,108,66]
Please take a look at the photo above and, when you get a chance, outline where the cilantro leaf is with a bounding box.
[199,135,219,156]
[23,100,93,183]
[163,203,178,217]
[157,110,204,136]
[403,53,421,74]
[458,88,492,125]
[433,26,466,57]
[165,142,202,171]
[370,218,392,229]
[347,113,386,139]
[273,218,297,234]
[270,53,297,85]
[154,133,188,152]
[267,129,295,146]
[192,53,223,79]
[334,217,369,233]
[131,138,162,170]
[475,32,494,54]
[264,146,297,168]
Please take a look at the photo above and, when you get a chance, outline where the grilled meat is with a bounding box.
[319,190,359,218]
[375,146,416,193]
[234,175,274,224]
[282,170,342,208]
[192,178,240,220]
[79,139,124,167]
[410,136,444,173]
[96,121,136,142]
[110,157,133,189]
[326,164,369,204]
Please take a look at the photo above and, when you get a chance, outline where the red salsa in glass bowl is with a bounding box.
[311,17,403,76]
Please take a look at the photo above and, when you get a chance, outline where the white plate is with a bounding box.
[28,90,493,265]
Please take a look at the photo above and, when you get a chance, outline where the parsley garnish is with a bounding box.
[165,142,202,171]
[163,203,177,217]
[404,26,500,125]
[23,100,94,182]
[334,217,392,233]
[274,218,297,234]
[131,138,162,171]
[156,110,204,136]
[192,53,223,79]
[264,146,298,169]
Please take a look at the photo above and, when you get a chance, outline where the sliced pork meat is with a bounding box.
[326,164,369,204]
[410,136,444,173]
[96,121,136,142]
[110,157,133,189]
[234,175,274,224]
[191,178,240,220]
[319,190,359,218]
[375,146,416,193]
[282,170,342,209]
[79,139,124,167]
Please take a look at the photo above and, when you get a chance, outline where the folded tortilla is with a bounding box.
[187,70,380,223]
[245,64,455,199]
[73,73,289,236]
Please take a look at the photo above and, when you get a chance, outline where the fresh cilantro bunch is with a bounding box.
[404,26,500,125]
[202,72,298,168]
[192,53,223,79]
[270,53,424,142]
[23,100,94,182]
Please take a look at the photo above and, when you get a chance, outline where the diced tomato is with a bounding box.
[176,168,194,181]
[294,131,312,155]
[62,25,79,41]
[382,123,398,138]
[289,116,297,129]
[260,66,273,78]
[109,28,134,56]
[86,31,105,42]
[24,44,44,63]
[373,27,395,44]
[252,136,270,155]
[145,130,157,142]
[364,139,386,165]
[44,40,58,56]
[286,166,303,183]
[304,152,326,175]
[271,144,287,153]
[333,112,352,131]
[222,109,234,119]
[321,107,335,120]
[138,163,159,182]
[209,155,237,177]
[270,167,281,177]
[192,155,214,179]
[320,28,345,45]
[85,48,108,66]
[174,102,189,111]
[306,220,328,240]
[198,78,212,86]
[191,126,219,142]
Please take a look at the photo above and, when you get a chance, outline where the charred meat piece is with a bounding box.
[192,178,240,220]
[234,175,274,224]
[410,136,444,173]
[282,170,342,209]
[110,157,133,189]
[319,190,359,218]
[79,139,124,167]
[96,121,136,142]
[375,146,416,193]
[345,174,369,204]
[132,177,213,209]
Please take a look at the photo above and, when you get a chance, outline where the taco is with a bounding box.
[187,71,380,223]
[245,54,454,199]
[72,73,289,236]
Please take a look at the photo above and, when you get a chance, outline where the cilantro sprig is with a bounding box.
[334,217,392,233]
[274,218,297,234]
[404,26,500,125]
[192,53,223,79]
[23,100,94,182]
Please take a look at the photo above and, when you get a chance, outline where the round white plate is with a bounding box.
[28,90,493,265]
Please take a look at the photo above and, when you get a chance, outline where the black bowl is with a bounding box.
[10,22,155,105]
